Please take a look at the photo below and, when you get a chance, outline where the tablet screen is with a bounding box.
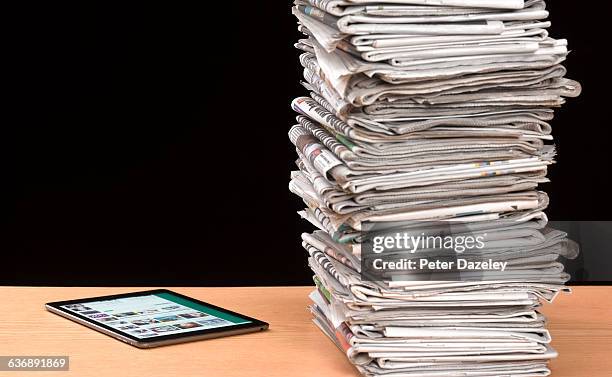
[59,292,252,339]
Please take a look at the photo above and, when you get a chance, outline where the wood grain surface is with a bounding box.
[0,286,609,377]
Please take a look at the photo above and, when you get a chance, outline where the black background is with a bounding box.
[5,2,610,285]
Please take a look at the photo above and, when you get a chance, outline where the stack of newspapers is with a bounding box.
[289,0,581,376]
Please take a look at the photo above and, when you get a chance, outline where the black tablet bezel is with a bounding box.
[46,289,269,344]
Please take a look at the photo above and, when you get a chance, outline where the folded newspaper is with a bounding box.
[289,1,580,376]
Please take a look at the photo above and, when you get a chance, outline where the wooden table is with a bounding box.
[0,286,609,376]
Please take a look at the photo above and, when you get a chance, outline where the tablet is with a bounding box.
[45,289,269,348]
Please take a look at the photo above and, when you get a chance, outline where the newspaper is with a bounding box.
[289,1,580,376]
[306,0,527,17]
[302,222,576,376]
